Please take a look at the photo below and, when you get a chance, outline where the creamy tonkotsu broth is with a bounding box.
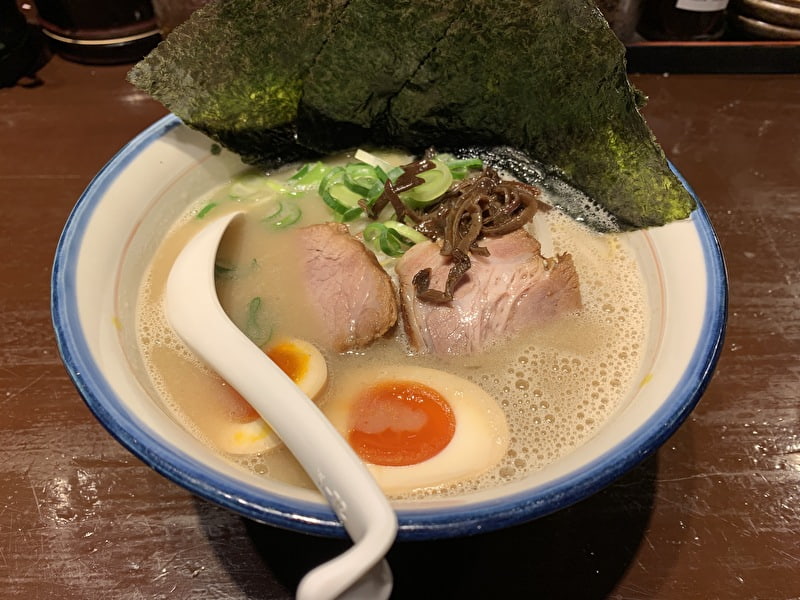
[136,150,650,500]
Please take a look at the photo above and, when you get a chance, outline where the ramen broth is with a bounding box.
[136,152,650,499]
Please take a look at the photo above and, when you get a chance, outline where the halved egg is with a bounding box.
[266,338,327,400]
[212,337,328,454]
[324,365,509,495]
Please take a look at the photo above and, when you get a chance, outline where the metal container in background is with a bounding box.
[728,0,800,39]
[33,0,161,64]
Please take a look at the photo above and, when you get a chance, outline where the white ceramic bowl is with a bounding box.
[52,115,727,540]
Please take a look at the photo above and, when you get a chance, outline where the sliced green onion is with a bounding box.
[271,203,301,228]
[445,157,483,180]
[345,162,381,196]
[383,220,428,244]
[319,166,364,221]
[263,179,300,196]
[338,162,384,210]
[364,178,386,207]
[214,260,236,280]
[384,230,407,257]
[196,202,217,219]
[386,166,404,183]
[374,165,389,183]
[362,223,383,245]
[363,223,399,256]
[399,159,453,208]
[262,199,283,221]
[362,221,423,257]
[287,161,329,189]
[243,296,271,347]
[262,200,301,229]
[340,205,365,221]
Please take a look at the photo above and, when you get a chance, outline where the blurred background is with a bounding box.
[2,0,799,87]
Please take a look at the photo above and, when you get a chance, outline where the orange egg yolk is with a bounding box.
[219,342,309,423]
[266,342,309,384]
[219,382,259,423]
[347,380,456,467]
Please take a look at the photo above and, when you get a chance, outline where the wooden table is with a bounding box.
[2,55,798,599]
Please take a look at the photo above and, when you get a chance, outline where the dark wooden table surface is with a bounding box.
[1,55,798,599]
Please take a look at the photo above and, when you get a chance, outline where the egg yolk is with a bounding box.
[219,382,260,423]
[266,342,309,384]
[219,342,309,424]
[347,380,456,467]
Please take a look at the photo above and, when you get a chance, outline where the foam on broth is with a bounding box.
[135,152,650,500]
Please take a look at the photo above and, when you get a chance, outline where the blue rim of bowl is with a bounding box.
[52,114,728,541]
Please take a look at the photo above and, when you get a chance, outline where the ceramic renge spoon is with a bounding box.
[165,210,397,600]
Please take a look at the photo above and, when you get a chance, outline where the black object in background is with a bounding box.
[0,0,48,87]
[638,0,730,40]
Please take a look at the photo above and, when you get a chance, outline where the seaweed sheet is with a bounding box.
[296,0,466,153]
[128,0,348,166]
[128,0,695,230]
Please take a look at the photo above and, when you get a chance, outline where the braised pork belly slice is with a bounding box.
[396,229,581,356]
[294,222,398,352]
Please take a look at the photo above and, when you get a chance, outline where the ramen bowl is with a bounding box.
[52,115,727,541]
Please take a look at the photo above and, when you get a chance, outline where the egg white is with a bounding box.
[324,365,510,495]
[213,337,327,455]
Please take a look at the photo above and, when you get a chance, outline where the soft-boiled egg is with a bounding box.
[324,365,510,495]
[212,337,327,454]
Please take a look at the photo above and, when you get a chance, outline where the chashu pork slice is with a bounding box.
[396,229,581,356]
[295,222,398,352]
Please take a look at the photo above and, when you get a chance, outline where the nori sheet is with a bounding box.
[127,0,348,166]
[296,0,466,152]
[128,0,695,230]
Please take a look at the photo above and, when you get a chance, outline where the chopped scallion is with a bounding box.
[288,161,329,189]
[262,200,301,229]
[319,166,365,221]
[362,221,422,257]
[344,162,381,196]
[214,260,236,280]
[386,166,404,182]
[263,179,300,196]
[196,202,217,219]
[383,220,428,244]
[399,159,453,207]
[243,296,271,347]
[445,157,483,180]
